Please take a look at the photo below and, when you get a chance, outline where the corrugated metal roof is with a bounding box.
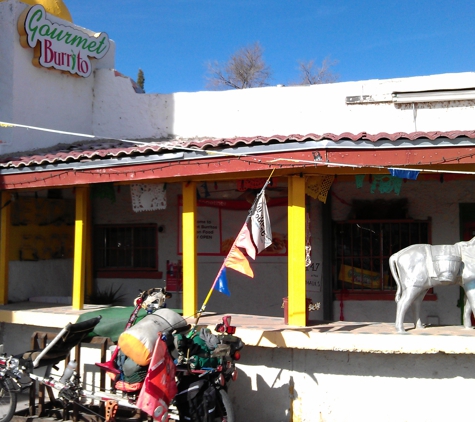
[1,130,475,169]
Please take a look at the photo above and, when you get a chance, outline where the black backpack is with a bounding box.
[175,376,217,422]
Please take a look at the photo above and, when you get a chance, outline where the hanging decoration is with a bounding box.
[236,178,268,192]
[370,175,402,195]
[130,183,167,212]
[196,182,210,200]
[355,174,365,189]
[91,183,116,203]
[389,168,420,180]
[305,175,335,203]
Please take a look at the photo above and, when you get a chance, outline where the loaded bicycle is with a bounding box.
[0,287,244,422]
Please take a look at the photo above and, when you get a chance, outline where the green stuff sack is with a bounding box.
[175,331,219,370]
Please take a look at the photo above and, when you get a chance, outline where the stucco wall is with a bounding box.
[92,68,170,140]
[166,75,475,139]
[6,188,75,302]
[8,259,73,302]
[91,71,475,142]
[234,346,475,422]
[0,0,16,139]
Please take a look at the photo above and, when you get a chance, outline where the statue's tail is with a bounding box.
[389,254,402,302]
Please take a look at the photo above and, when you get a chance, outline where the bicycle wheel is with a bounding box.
[214,389,234,422]
[0,380,17,422]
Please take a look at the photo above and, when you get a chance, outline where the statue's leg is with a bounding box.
[463,296,473,329]
[462,280,475,329]
[411,288,428,329]
[395,287,420,333]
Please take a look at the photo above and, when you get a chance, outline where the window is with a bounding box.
[94,224,161,278]
[332,219,432,299]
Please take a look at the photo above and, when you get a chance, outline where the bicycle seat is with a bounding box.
[16,316,102,369]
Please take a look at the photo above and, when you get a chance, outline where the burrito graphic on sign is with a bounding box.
[251,194,273,253]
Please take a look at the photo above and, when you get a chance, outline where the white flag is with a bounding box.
[251,194,272,253]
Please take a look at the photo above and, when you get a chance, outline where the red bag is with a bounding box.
[136,334,177,421]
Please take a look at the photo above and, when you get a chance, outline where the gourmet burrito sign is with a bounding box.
[17,5,110,78]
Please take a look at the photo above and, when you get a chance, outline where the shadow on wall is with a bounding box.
[233,369,298,421]
[231,346,316,421]
[232,345,475,421]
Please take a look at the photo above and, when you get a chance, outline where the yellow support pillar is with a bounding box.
[0,191,11,305]
[182,182,198,317]
[287,175,307,326]
[72,187,89,309]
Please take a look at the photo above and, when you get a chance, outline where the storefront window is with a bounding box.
[332,219,431,297]
[94,224,160,278]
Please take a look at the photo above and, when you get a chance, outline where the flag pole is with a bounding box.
[194,169,275,326]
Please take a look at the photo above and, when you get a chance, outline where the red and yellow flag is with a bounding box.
[224,245,254,278]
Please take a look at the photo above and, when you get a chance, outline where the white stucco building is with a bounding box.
[3,0,475,420]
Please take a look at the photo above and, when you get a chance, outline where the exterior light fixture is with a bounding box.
[392,89,475,103]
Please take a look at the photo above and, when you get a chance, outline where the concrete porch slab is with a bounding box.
[192,312,475,355]
[2,303,475,355]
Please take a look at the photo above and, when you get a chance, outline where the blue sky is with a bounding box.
[68,1,475,94]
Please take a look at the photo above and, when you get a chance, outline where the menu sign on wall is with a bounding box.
[17,5,110,77]
[178,197,288,256]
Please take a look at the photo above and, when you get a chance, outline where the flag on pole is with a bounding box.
[225,245,254,278]
[235,222,256,260]
[197,170,275,315]
[215,268,230,296]
[251,193,273,253]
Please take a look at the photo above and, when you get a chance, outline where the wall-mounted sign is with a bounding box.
[17,5,110,77]
[177,196,288,256]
